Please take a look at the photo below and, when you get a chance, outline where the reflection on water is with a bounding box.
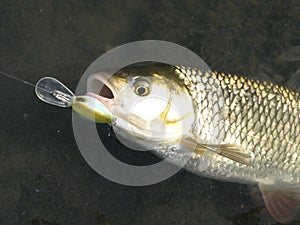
[0,0,299,224]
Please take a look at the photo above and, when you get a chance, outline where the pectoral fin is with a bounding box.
[180,137,216,172]
[183,137,252,165]
[258,180,300,224]
[202,144,252,165]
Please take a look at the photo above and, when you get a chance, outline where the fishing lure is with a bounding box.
[35,77,114,123]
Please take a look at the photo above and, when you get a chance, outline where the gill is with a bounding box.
[157,92,188,124]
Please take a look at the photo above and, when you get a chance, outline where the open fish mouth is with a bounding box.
[86,72,118,110]
[98,81,114,99]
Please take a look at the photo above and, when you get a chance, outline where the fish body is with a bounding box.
[172,66,300,184]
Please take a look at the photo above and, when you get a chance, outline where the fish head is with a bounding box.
[86,63,196,150]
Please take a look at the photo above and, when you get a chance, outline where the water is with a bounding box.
[0,1,299,224]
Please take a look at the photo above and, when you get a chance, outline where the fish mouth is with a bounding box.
[98,82,114,99]
[86,72,118,110]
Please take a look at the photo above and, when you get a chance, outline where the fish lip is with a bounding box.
[85,92,114,111]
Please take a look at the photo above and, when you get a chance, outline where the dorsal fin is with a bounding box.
[285,69,300,92]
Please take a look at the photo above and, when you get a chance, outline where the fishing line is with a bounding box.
[0,69,76,108]
[0,69,36,88]
[0,69,54,94]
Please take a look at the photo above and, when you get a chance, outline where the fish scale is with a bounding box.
[174,66,300,183]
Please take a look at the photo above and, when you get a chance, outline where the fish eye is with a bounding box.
[133,79,150,96]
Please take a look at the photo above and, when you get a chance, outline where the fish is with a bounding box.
[35,61,300,223]
[81,62,300,224]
